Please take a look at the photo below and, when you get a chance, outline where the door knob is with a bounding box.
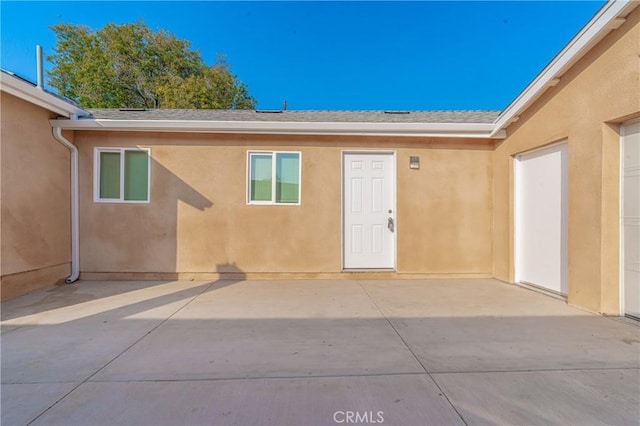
[387,217,394,232]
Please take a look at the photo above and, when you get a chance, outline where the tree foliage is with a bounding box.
[47,21,256,109]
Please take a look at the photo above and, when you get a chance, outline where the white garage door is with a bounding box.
[621,121,640,318]
[515,143,568,295]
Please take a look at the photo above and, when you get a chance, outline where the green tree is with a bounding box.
[47,21,256,109]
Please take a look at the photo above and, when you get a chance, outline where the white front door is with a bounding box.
[343,152,396,269]
[515,143,568,295]
[622,121,640,318]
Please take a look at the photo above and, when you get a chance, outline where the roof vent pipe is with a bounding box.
[36,45,44,90]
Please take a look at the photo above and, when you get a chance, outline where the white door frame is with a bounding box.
[341,150,397,270]
[514,140,569,296]
[620,118,640,316]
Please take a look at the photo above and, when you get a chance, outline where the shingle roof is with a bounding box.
[86,109,500,124]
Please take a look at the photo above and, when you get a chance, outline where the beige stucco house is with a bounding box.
[1,0,639,317]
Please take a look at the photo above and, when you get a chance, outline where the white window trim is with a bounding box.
[246,150,302,205]
[94,147,151,203]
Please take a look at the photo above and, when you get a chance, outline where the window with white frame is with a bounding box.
[95,148,150,202]
[247,151,301,204]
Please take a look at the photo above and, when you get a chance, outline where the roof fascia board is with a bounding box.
[0,72,88,118]
[49,118,505,139]
[492,0,638,136]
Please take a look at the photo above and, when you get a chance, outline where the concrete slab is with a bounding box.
[186,280,383,319]
[1,382,78,426]
[360,279,586,318]
[92,317,424,381]
[362,279,640,372]
[389,315,640,372]
[1,280,213,326]
[93,281,423,381]
[2,278,638,425]
[33,375,464,426]
[1,281,211,383]
[432,369,640,425]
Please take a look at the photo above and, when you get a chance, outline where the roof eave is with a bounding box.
[0,72,89,119]
[491,0,639,137]
[49,118,505,139]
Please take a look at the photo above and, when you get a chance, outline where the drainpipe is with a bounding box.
[52,127,80,283]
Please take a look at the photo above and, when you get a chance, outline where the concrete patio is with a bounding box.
[1,278,639,426]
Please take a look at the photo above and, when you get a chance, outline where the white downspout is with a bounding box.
[52,127,80,283]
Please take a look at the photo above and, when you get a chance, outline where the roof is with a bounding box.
[55,109,503,138]
[86,109,500,124]
[53,109,503,138]
[0,69,89,118]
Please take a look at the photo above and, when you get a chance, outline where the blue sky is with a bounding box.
[1,1,605,110]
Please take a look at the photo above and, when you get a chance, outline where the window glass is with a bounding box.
[250,154,273,201]
[96,148,149,202]
[100,152,121,199]
[124,151,149,201]
[276,153,300,203]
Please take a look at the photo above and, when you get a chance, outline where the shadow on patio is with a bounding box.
[1,279,638,425]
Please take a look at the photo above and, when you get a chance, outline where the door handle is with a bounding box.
[388,217,394,232]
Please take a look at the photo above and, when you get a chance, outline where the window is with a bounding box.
[95,148,150,202]
[247,151,301,204]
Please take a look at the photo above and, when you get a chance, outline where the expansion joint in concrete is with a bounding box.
[355,280,469,426]
[24,280,217,426]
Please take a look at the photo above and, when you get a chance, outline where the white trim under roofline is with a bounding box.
[492,0,639,137]
[48,119,506,139]
[0,72,88,119]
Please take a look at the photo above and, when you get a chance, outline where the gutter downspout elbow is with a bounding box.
[52,127,80,283]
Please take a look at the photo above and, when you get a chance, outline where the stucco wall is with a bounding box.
[493,7,640,313]
[0,92,72,299]
[75,132,494,278]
